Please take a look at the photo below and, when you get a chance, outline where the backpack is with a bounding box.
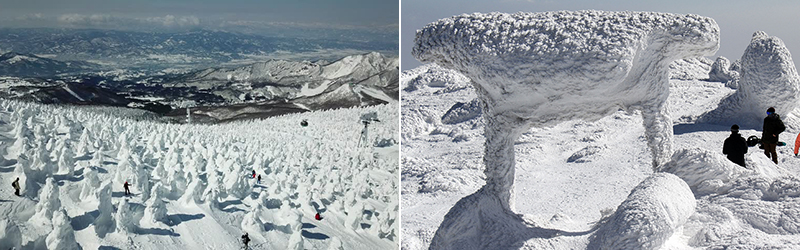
[747,136,760,147]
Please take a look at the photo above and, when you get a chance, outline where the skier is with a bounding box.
[762,107,786,164]
[241,233,250,249]
[123,181,131,196]
[257,175,261,185]
[11,177,20,196]
[315,212,322,221]
[251,170,256,178]
[723,124,748,167]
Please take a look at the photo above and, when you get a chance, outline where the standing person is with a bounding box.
[723,124,748,167]
[251,170,256,178]
[12,177,20,196]
[241,233,250,249]
[123,181,131,196]
[257,175,261,185]
[763,107,786,164]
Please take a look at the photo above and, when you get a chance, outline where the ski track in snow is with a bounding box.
[0,100,398,249]
[402,62,800,249]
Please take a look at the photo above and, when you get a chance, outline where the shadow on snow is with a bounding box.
[165,213,205,226]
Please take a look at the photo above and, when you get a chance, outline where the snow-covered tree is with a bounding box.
[80,166,101,200]
[115,198,138,233]
[33,177,60,221]
[56,146,75,178]
[145,183,168,224]
[94,183,116,238]
[45,208,80,250]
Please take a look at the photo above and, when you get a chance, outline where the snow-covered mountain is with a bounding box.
[0,52,95,77]
[169,52,398,110]
[0,52,398,123]
[403,10,800,250]
[0,99,398,249]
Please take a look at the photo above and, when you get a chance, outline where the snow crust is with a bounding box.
[700,31,800,127]
[412,11,719,248]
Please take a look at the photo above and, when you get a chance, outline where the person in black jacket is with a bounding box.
[12,177,20,196]
[762,107,786,164]
[723,124,748,167]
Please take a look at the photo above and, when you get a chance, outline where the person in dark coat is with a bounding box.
[123,181,131,196]
[257,175,261,185]
[762,107,786,164]
[12,177,20,196]
[241,233,250,248]
[723,124,748,167]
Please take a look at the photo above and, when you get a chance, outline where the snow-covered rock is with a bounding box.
[700,31,800,127]
[708,56,740,84]
[589,173,695,250]
[414,11,719,247]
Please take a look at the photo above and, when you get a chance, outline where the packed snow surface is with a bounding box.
[0,100,398,249]
[402,58,800,249]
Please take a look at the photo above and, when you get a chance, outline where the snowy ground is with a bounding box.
[401,64,800,249]
[0,100,398,249]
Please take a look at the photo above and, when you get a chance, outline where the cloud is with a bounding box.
[57,14,201,29]
[144,15,200,27]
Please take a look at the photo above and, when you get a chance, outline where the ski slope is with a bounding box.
[0,100,399,249]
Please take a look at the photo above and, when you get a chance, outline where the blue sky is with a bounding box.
[402,0,800,70]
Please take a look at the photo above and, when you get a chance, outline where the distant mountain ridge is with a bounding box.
[0,52,95,77]
[0,28,397,70]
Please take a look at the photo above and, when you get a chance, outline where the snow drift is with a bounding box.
[413,10,719,248]
[700,31,800,127]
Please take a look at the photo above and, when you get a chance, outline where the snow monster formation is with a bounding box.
[413,11,719,249]
[700,31,800,127]
[708,56,740,84]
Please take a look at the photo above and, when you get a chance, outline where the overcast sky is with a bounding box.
[0,0,399,31]
[402,0,800,70]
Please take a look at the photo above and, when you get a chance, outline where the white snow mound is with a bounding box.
[590,173,695,250]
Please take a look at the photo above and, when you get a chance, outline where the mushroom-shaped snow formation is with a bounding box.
[414,11,719,248]
[700,31,800,127]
